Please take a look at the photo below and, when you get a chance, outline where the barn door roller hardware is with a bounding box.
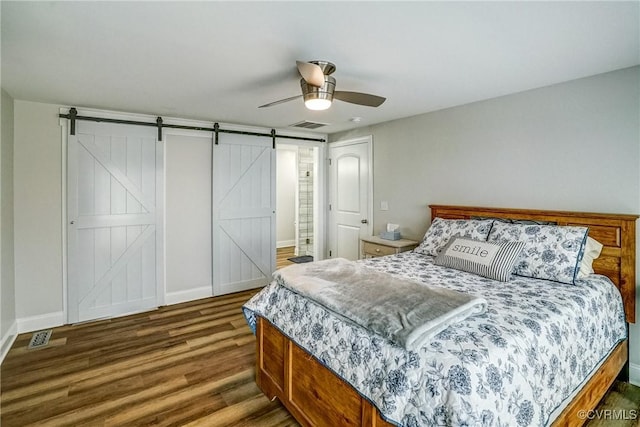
[59,108,326,144]
[156,117,163,141]
[68,107,78,135]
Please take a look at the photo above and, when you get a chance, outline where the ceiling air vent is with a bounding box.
[289,120,328,130]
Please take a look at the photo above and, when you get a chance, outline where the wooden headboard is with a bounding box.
[430,205,638,323]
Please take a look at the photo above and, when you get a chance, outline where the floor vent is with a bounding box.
[28,330,52,349]
[289,120,328,129]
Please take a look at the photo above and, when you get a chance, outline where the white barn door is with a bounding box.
[67,121,163,323]
[212,133,275,295]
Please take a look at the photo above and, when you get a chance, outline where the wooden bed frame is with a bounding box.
[256,205,638,427]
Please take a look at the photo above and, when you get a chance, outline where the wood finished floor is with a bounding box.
[276,246,295,270]
[0,247,297,427]
[1,288,300,427]
[1,247,638,426]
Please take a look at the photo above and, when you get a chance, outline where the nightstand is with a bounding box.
[360,236,419,258]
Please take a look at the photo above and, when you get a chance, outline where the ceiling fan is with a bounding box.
[259,60,386,111]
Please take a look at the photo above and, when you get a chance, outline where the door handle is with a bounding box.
[361,219,368,224]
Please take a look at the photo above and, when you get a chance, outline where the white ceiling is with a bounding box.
[2,1,638,134]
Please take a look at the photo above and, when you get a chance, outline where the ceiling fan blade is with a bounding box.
[296,61,325,87]
[333,91,386,107]
[258,95,303,108]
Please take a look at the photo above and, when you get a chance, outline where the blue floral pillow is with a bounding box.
[415,218,494,256]
[487,222,589,284]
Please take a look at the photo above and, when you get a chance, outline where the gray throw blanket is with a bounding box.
[274,258,487,351]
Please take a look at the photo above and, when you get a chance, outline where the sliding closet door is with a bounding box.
[212,133,276,295]
[67,121,163,323]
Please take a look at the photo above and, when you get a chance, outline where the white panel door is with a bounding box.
[212,133,276,295]
[67,121,163,323]
[328,137,372,260]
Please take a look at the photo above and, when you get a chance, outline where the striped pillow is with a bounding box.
[434,237,524,282]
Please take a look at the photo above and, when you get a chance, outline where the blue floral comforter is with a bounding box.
[243,252,626,427]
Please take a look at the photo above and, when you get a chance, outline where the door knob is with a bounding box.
[361,219,368,224]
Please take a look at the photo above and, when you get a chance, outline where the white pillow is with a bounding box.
[434,237,525,282]
[577,237,603,279]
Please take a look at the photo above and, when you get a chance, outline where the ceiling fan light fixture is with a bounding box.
[301,75,336,111]
[259,60,385,110]
[304,98,332,111]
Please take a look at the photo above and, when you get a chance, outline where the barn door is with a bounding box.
[67,121,163,323]
[212,133,276,295]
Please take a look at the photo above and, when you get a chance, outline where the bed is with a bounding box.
[244,205,638,427]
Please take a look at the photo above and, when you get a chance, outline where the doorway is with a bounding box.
[276,143,320,266]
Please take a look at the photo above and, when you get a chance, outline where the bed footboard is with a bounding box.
[256,316,628,427]
[256,316,394,427]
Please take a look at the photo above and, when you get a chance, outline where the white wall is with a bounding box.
[13,100,64,326]
[1,89,17,358]
[276,146,297,247]
[165,133,212,303]
[330,66,640,383]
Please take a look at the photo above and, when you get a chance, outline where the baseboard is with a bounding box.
[630,363,640,387]
[277,240,295,248]
[0,320,18,364]
[17,312,64,334]
[165,286,213,306]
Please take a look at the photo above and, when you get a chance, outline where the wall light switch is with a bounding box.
[380,201,389,211]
